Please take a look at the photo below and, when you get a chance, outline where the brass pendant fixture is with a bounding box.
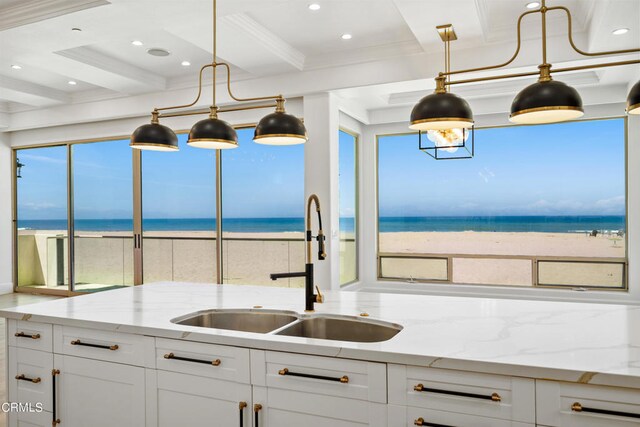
[130,0,307,151]
[410,0,640,130]
[412,25,475,160]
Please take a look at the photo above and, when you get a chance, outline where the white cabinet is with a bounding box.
[8,410,52,427]
[250,350,388,426]
[388,404,534,427]
[388,364,536,425]
[536,380,640,427]
[53,354,146,427]
[146,369,252,427]
[148,338,253,427]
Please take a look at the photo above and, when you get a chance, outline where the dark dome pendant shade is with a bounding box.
[627,80,640,115]
[409,77,474,131]
[254,99,307,145]
[187,107,238,149]
[130,112,179,151]
[510,67,584,125]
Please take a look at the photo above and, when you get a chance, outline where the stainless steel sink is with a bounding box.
[274,316,402,343]
[171,309,299,333]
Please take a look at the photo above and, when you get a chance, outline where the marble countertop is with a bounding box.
[2,282,640,389]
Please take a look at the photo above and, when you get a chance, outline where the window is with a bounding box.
[15,146,68,291]
[377,118,627,289]
[141,134,217,283]
[339,130,358,285]
[222,128,305,286]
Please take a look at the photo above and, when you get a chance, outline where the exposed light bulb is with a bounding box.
[426,128,469,153]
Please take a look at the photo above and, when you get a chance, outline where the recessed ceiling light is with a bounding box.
[526,2,540,9]
[341,33,352,40]
[181,60,191,66]
[131,40,143,46]
[68,80,77,85]
[612,28,629,35]
[147,48,170,57]
[71,27,82,32]
[308,3,320,10]
[11,64,22,70]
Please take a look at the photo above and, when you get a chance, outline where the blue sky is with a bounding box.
[17,118,625,220]
[379,118,626,216]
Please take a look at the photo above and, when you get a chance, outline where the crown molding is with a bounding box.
[0,0,110,31]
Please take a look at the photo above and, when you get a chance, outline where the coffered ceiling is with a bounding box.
[0,0,638,127]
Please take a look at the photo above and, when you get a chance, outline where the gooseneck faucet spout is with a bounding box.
[270,194,326,311]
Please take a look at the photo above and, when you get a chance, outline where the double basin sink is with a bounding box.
[171,309,402,343]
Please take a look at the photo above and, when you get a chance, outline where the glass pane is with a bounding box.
[16,146,69,291]
[222,128,305,286]
[339,130,357,285]
[141,134,217,283]
[378,118,626,288]
[72,140,133,292]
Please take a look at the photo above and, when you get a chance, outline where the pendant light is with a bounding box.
[627,80,640,115]
[510,64,583,124]
[409,0,639,128]
[131,0,307,152]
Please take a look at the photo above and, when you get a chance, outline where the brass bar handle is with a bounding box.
[239,401,247,427]
[52,369,60,426]
[15,374,41,383]
[414,418,455,427]
[278,367,349,383]
[414,384,501,402]
[70,339,118,351]
[15,332,41,339]
[254,404,262,427]
[571,402,640,419]
[163,352,221,366]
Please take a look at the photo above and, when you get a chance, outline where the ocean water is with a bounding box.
[17,216,624,234]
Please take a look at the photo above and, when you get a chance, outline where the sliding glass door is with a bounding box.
[141,134,217,283]
[15,146,69,291]
[72,140,134,292]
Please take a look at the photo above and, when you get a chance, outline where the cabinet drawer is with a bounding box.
[54,325,154,367]
[253,350,387,403]
[8,320,52,352]
[388,404,534,427]
[537,380,640,426]
[388,364,535,423]
[8,348,53,412]
[155,337,250,384]
[8,409,52,427]
[253,385,388,427]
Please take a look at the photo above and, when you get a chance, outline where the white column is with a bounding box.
[303,93,340,290]
[360,124,378,284]
[0,132,13,292]
[627,112,639,302]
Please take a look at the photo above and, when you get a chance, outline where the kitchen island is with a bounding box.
[2,282,640,426]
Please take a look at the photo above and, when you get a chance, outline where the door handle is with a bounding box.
[239,401,247,427]
[52,369,60,425]
[278,367,348,383]
[254,404,262,427]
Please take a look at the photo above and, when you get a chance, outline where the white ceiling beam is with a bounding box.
[0,0,109,31]
[0,112,9,129]
[55,46,166,93]
[0,75,69,107]
[165,12,305,76]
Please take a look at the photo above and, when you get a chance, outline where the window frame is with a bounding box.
[338,127,360,286]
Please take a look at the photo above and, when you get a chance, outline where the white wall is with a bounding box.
[0,132,12,293]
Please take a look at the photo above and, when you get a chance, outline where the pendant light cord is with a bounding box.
[212,0,217,113]
[541,0,547,65]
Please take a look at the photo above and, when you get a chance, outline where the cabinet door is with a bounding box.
[388,404,534,427]
[146,369,252,427]
[54,355,146,427]
[252,385,387,427]
[8,410,52,427]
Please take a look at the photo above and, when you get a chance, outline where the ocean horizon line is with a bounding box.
[17,215,625,234]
